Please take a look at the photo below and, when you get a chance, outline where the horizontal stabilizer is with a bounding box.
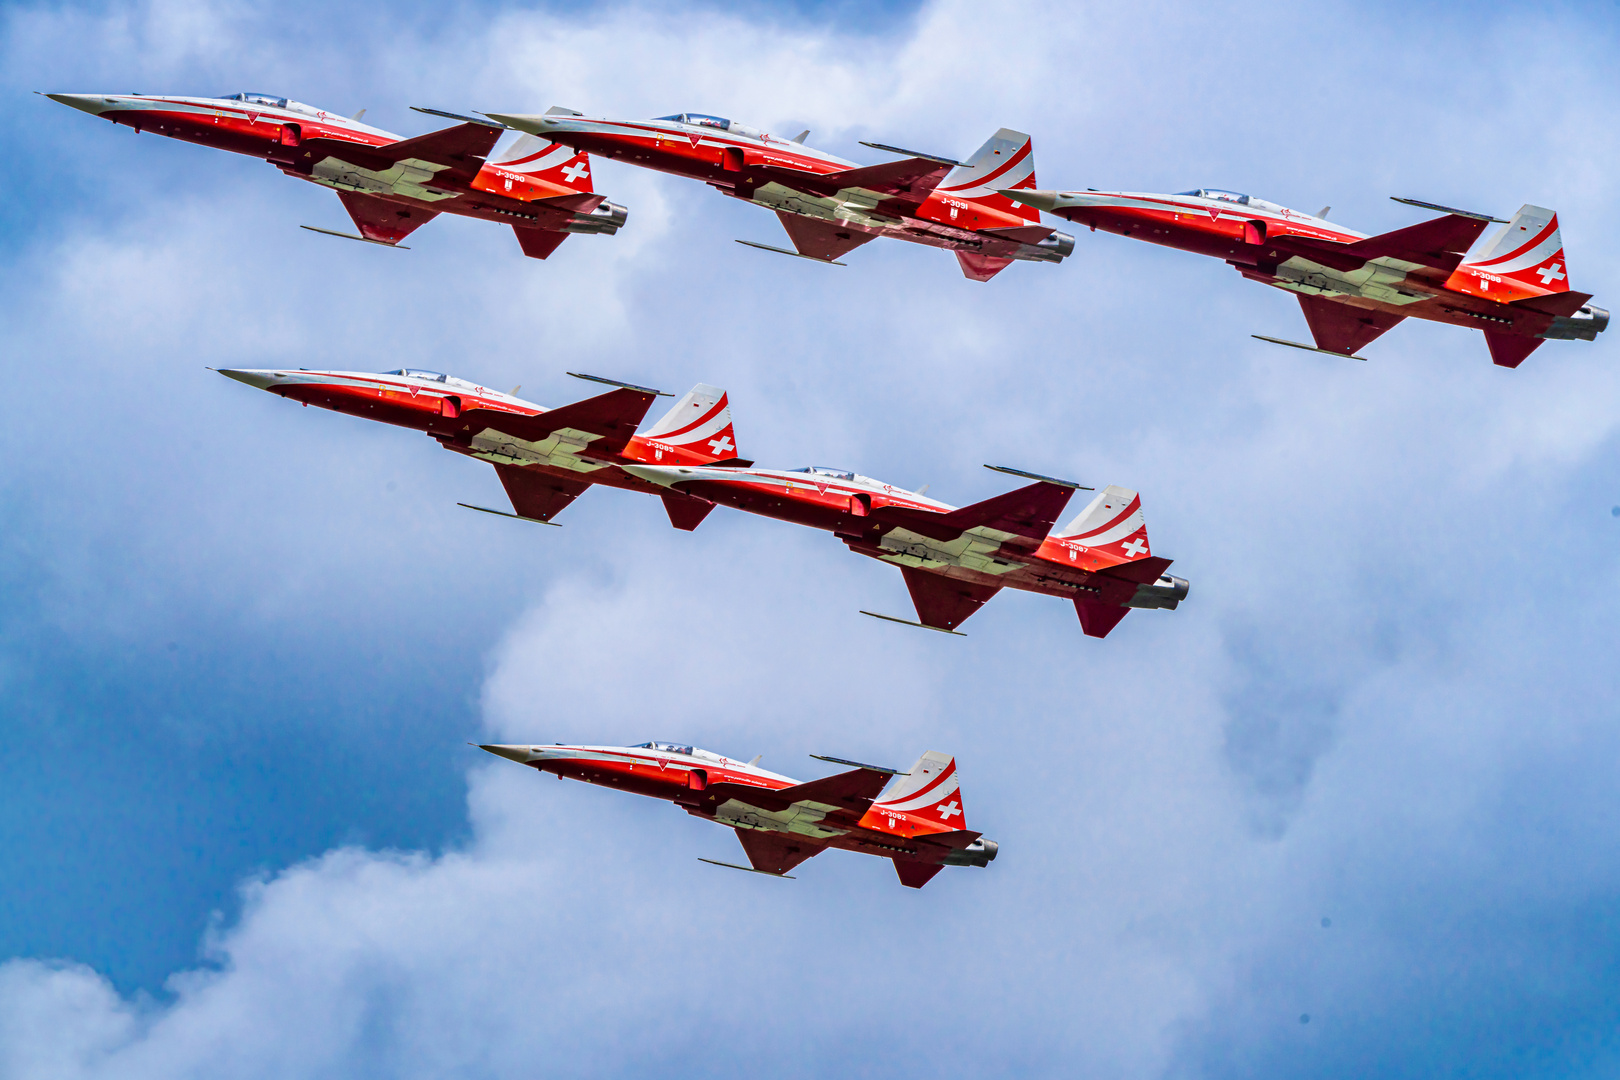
[810,754,904,776]
[1075,598,1131,639]
[661,493,715,531]
[893,859,944,888]
[1512,290,1593,318]
[1099,554,1173,586]
[956,251,1014,282]
[513,226,568,260]
[1484,331,1544,368]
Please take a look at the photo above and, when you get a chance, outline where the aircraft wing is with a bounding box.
[294,122,503,184]
[902,568,1001,632]
[1268,213,1491,275]
[701,767,893,817]
[774,212,879,261]
[1296,295,1406,356]
[337,191,439,245]
[875,480,1076,552]
[453,387,658,460]
[492,464,591,522]
[747,157,952,207]
[733,830,825,875]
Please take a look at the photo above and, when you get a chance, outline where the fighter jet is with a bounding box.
[615,460,1185,637]
[43,92,625,258]
[1003,187,1607,367]
[481,107,1073,280]
[479,741,996,887]
[217,366,741,527]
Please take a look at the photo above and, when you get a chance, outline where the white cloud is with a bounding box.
[4,0,1620,1077]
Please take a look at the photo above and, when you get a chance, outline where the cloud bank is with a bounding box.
[3,0,1619,1076]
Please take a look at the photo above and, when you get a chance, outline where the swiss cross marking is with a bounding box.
[1121,537,1148,557]
[708,434,734,456]
[1536,262,1566,285]
[560,161,589,184]
[937,800,961,821]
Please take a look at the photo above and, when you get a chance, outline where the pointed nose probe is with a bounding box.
[43,93,122,117]
[215,369,286,391]
[479,744,537,763]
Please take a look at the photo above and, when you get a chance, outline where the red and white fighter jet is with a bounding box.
[620,460,1187,637]
[479,741,996,887]
[483,107,1074,281]
[1005,187,1607,367]
[217,366,742,527]
[45,92,625,259]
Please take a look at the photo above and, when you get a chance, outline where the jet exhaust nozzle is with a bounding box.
[563,200,628,235]
[942,838,998,867]
[1017,230,1076,263]
[1541,303,1609,342]
[1126,574,1190,611]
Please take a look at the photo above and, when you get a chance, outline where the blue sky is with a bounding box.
[2,1,1619,1076]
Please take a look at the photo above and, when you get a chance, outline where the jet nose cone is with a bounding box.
[44,93,119,116]
[484,112,551,134]
[215,368,284,391]
[998,188,1058,213]
[479,744,536,763]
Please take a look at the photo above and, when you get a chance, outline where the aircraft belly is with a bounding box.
[309,157,460,203]
[469,427,609,473]
[1272,257,1430,307]
[714,798,845,840]
[875,529,1024,576]
[749,183,899,231]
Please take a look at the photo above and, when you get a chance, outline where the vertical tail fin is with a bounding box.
[1055,485,1151,563]
[1448,204,1568,301]
[870,752,965,829]
[935,128,1039,222]
[637,384,741,464]
[488,134,596,193]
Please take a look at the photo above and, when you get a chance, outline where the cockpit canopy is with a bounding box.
[224,92,288,108]
[382,368,448,382]
[632,741,731,763]
[653,113,765,140]
[1175,188,1288,214]
[792,465,856,481]
[219,92,325,118]
[655,112,729,129]
[636,741,693,755]
[1177,188,1250,204]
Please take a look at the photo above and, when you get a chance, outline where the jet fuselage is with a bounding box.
[46,93,624,247]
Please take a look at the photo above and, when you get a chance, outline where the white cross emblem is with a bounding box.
[937,800,961,821]
[1121,538,1148,557]
[1536,262,1565,285]
[560,161,589,184]
[707,434,734,456]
